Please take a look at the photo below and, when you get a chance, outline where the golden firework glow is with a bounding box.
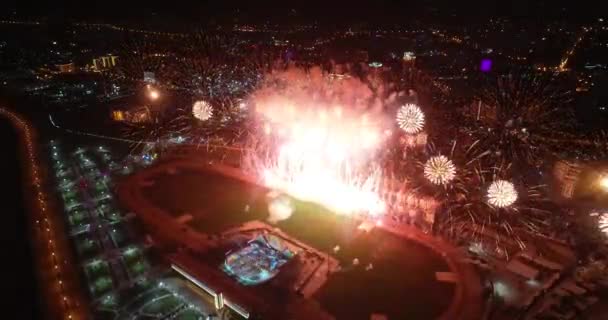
[424,155,456,185]
[396,104,425,134]
[487,180,518,208]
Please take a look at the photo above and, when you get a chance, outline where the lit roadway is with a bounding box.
[1,107,88,319]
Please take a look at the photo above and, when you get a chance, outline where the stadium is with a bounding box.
[117,150,484,320]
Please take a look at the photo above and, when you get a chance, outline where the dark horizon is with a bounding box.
[3,0,604,24]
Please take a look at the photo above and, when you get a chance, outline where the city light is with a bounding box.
[480,59,493,72]
[148,89,160,100]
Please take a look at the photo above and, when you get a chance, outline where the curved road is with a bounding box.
[1,107,89,320]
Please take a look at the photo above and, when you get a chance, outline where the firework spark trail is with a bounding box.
[436,151,554,253]
[467,71,578,166]
[243,67,396,216]
[112,32,267,154]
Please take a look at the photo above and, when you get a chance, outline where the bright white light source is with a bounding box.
[148,89,159,100]
[487,180,518,207]
[493,281,511,298]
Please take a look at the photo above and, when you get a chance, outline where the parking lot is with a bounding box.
[48,140,210,319]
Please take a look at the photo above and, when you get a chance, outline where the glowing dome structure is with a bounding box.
[487,180,518,208]
[397,104,425,134]
[222,235,294,286]
[267,192,295,223]
[424,155,456,185]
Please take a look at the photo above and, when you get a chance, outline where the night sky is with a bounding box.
[3,0,602,24]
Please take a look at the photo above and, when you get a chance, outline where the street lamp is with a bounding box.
[148,89,160,100]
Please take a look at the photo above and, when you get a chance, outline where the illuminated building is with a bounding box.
[56,62,75,73]
[143,71,156,84]
[273,39,290,47]
[92,55,118,70]
[111,110,125,121]
[553,160,583,199]
[110,107,151,123]
[368,61,383,68]
[403,51,416,62]
[221,234,295,286]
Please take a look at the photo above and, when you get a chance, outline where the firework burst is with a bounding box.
[464,71,577,167]
[110,30,269,152]
[424,155,456,185]
[122,106,190,154]
[243,66,395,216]
[487,180,518,208]
[192,100,213,121]
[397,103,425,134]
[433,152,555,253]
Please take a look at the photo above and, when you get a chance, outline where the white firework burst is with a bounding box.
[397,104,425,134]
[192,100,213,121]
[599,213,608,236]
[487,180,518,208]
[424,155,456,185]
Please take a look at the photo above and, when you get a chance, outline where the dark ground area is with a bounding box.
[141,168,269,233]
[137,163,456,319]
[315,229,455,320]
[2,118,42,319]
